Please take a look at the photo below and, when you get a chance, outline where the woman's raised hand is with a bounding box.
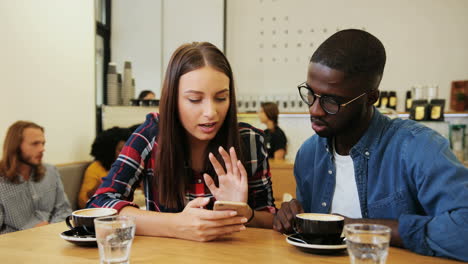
[204,147,248,203]
[174,197,247,242]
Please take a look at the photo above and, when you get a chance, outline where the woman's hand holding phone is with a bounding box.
[213,201,253,220]
[173,197,247,242]
[203,146,248,203]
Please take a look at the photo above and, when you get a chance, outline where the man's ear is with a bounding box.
[367,89,379,106]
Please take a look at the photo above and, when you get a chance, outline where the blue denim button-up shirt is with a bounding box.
[294,109,468,261]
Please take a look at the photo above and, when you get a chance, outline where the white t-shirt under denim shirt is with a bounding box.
[330,143,362,218]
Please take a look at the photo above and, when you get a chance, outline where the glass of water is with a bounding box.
[94,215,136,264]
[344,224,391,264]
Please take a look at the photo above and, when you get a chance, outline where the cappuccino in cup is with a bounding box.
[66,208,117,235]
[295,213,344,244]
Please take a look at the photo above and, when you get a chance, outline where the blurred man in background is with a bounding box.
[0,121,71,234]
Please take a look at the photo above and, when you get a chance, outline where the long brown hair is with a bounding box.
[0,121,46,183]
[156,42,242,209]
[261,102,279,127]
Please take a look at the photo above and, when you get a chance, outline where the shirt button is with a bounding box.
[328,170,332,174]
[322,202,327,207]
[365,151,370,156]
[197,179,202,183]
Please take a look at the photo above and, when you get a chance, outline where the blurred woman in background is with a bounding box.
[258,102,287,160]
[138,90,156,100]
[78,127,130,208]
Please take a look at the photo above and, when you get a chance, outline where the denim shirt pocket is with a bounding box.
[367,190,411,219]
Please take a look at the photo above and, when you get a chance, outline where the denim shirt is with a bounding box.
[294,109,468,261]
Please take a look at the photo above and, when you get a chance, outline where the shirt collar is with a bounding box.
[319,107,390,158]
[351,108,389,157]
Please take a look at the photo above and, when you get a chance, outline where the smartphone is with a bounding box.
[213,201,251,217]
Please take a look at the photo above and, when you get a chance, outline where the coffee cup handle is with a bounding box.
[65,215,74,229]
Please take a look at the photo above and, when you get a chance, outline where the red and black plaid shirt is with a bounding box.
[88,113,276,214]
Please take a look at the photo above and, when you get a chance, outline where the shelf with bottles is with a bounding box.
[405,85,448,122]
[236,94,307,113]
[238,111,468,118]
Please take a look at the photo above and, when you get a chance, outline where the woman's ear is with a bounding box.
[367,89,379,106]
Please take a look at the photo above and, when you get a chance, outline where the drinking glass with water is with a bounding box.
[344,224,391,264]
[94,215,136,264]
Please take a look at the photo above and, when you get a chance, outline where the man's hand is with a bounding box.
[273,199,304,233]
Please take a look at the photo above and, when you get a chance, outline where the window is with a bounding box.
[95,0,111,132]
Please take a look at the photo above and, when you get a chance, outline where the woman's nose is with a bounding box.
[203,101,217,118]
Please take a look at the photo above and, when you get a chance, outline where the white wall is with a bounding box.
[226,0,468,112]
[112,0,163,99]
[0,0,95,164]
[111,0,225,99]
[162,0,225,71]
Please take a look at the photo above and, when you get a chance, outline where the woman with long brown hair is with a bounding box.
[88,42,275,241]
[258,102,287,160]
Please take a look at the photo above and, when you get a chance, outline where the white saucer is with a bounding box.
[286,234,347,254]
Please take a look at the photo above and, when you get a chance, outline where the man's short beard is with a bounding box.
[19,155,41,168]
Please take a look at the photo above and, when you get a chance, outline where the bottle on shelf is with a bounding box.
[427,84,438,102]
[117,74,122,105]
[450,124,466,162]
[388,91,397,110]
[380,91,388,108]
[244,96,251,112]
[405,90,412,112]
[412,85,424,100]
[237,95,244,113]
[409,99,429,121]
[122,61,133,105]
[428,99,445,121]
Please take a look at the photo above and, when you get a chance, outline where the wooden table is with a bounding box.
[0,222,463,264]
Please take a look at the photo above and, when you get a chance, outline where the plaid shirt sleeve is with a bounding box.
[86,113,159,211]
[239,123,277,214]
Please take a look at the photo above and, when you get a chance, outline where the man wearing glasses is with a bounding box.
[273,29,468,261]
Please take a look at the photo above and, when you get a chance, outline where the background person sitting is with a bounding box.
[138,90,156,100]
[258,102,287,160]
[78,127,130,209]
[0,121,71,234]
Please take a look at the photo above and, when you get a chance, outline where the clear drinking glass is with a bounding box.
[344,224,391,264]
[94,215,136,264]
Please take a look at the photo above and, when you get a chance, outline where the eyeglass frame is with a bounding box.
[297,82,368,115]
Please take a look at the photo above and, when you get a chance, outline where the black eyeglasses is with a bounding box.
[297,82,367,115]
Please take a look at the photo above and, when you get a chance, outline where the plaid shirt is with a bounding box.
[87,113,276,214]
